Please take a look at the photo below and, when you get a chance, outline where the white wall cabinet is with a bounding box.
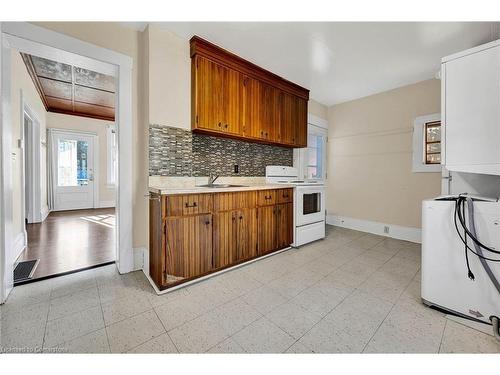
[442,40,500,175]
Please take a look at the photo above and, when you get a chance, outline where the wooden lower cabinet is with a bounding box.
[212,211,237,269]
[257,205,277,255]
[165,214,213,281]
[150,189,293,290]
[277,203,293,249]
[235,208,258,262]
[213,208,257,269]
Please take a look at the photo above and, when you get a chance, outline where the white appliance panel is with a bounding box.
[421,199,500,324]
[295,186,325,227]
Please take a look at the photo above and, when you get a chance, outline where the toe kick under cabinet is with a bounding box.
[149,188,294,290]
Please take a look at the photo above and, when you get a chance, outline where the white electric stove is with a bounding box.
[266,166,326,246]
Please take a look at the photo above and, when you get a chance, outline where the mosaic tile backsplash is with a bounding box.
[149,124,293,176]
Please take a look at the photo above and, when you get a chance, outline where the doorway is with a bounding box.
[1,23,133,300]
[14,51,117,283]
[51,130,97,211]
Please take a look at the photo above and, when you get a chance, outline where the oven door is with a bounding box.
[295,186,325,226]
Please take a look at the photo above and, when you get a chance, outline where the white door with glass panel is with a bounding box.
[53,131,95,211]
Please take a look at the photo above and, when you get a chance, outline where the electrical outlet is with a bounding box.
[384,226,390,234]
[234,164,239,174]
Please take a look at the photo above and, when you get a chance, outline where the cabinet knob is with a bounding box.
[205,220,210,225]
[225,124,228,128]
[218,122,222,127]
[239,216,243,220]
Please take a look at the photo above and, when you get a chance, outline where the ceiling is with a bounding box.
[156,22,500,105]
[22,53,116,121]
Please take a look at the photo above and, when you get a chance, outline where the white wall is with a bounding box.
[10,49,47,251]
[47,112,116,206]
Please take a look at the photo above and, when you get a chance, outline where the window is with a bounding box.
[306,133,325,179]
[57,139,89,186]
[107,125,117,186]
[425,121,441,164]
[297,124,327,180]
[412,113,442,173]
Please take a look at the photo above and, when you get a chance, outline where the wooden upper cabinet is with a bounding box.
[194,56,242,135]
[191,36,309,148]
[242,76,262,139]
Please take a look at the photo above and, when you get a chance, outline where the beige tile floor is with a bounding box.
[1,225,500,353]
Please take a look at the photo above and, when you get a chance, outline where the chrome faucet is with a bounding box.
[207,173,220,186]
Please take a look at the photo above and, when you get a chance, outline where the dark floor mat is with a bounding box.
[14,259,39,284]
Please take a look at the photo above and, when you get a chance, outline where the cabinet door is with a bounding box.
[243,76,263,139]
[149,193,166,287]
[294,97,308,147]
[280,92,296,145]
[195,57,224,132]
[257,205,277,255]
[223,68,243,135]
[276,203,293,249]
[165,214,213,280]
[236,208,257,262]
[445,47,500,172]
[260,83,280,142]
[213,211,237,269]
[280,93,308,147]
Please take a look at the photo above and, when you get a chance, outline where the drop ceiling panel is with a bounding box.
[39,77,73,99]
[21,53,115,121]
[74,67,115,92]
[45,97,73,111]
[31,55,72,82]
[75,85,115,107]
[74,102,115,119]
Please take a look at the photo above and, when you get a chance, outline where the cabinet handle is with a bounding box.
[185,202,197,208]
[239,216,243,220]
[224,124,228,128]
[265,195,272,200]
[218,122,222,127]
[232,216,236,221]
[205,220,210,225]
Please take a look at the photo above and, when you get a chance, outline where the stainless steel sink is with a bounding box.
[197,184,247,188]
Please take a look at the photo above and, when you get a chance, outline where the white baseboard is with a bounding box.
[326,214,421,243]
[13,232,27,262]
[99,200,116,208]
[133,247,147,272]
[41,206,50,222]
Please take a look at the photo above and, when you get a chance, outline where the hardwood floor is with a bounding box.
[17,208,116,281]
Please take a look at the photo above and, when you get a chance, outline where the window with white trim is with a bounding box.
[412,113,442,173]
[107,125,117,186]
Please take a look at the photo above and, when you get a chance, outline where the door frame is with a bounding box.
[21,94,42,224]
[0,22,134,303]
[49,128,99,211]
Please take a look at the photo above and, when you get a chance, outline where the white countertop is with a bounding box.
[149,183,294,195]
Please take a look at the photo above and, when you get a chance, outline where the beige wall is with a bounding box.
[308,99,328,120]
[10,50,48,241]
[148,25,191,129]
[46,112,116,204]
[327,79,441,228]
